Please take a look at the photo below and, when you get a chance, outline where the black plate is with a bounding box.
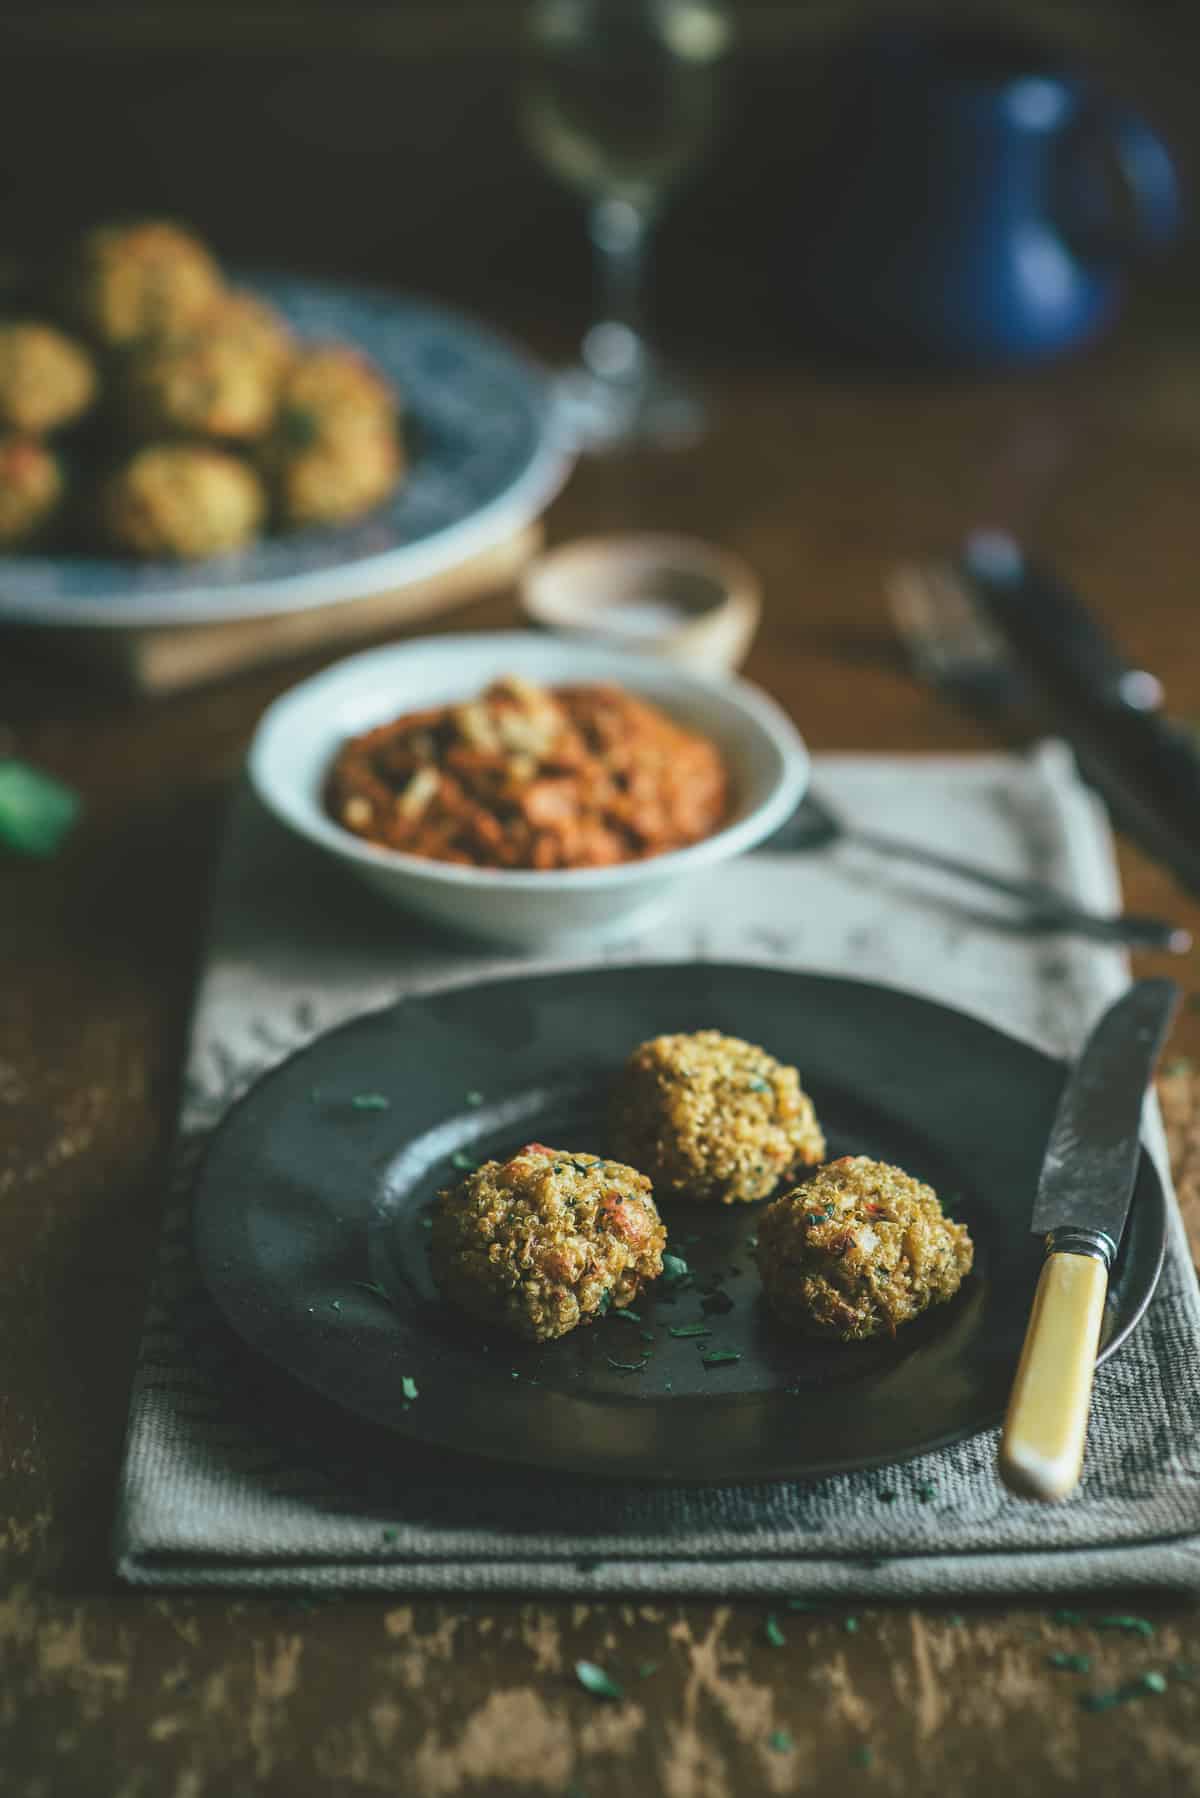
[193,964,1166,1483]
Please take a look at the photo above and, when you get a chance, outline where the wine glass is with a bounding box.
[521,0,733,451]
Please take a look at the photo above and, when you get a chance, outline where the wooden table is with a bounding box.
[5,296,1200,1797]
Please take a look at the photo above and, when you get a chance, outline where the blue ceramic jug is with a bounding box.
[797,33,1181,365]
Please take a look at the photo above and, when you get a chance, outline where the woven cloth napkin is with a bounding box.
[114,743,1200,1595]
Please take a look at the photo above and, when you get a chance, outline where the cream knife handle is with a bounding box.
[998,1251,1109,1502]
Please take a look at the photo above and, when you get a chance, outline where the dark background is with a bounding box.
[1,0,1195,361]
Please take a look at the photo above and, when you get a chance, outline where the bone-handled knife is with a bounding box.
[999,977,1179,1502]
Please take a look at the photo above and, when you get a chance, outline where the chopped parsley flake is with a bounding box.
[401,1375,418,1401]
[351,1093,389,1110]
[746,1077,771,1093]
[613,1308,642,1323]
[844,1616,859,1633]
[746,1235,758,1249]
[465,1090,484,1106]
[669,1323,710,1338]
[1080,1671,1168,1712]
[1048,1652,1092,1674]
[596,1289,612,1316]
[637,1660,658,1679]
[701,1349,741,1367]
[329,1299,342,1313]
[451,1151,477,1170]
[1098,1615,1155,1637]
[764,1614,786,1648]
[661,1253,690,1286]
[768,1729,794,1753]
[877,1490,896,1505]
[353,1281,393,1304]
[575,1660,622,1701]
[852,1746,873,1768]
[1052,1608,1083,1625]
[916,1483,935,1504]
[381,1526,398,1543]
[785,1598,825,1612]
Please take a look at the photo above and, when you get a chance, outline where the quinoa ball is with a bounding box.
[0,321,97,433]
[97,443,266,559]
[430,1142,666,1342]
[62,220,223,349]
[611,1030,826,1206]
[0,437,64,546]
[118,320,284,442]
[260,345,403,527]
[755,1155,974,1341]
[204,290,294,376]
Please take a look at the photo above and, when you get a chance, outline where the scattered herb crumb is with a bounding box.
[786,1598,825,1612]
[351,1093,389,1110]
[329,1299,342,1313]
[877,1490,896,1505]
[401,1375,419,1401]
[422,1216,433,1229]
[701,1349,741,1368]
[1048,1652,1092,1674]
[852,1746,873,1769]
[661,1253,690,1286]
[613,1308,642,1323]
[669,1323,710,1339]
[746,1235,758,1249]
[465,1089,484,1106]
[1098,1615,1155,1637]
[844,1616,860,1634]
[353,1281,393,1304]
[637,1660,658,1679]
[1080,1671,1168,1712]
[916,1483,936,1504]
[768,1729,794,1753]
[764,1614,786,1649]
[1173,1661,1197,1679]
[511,1370,520,1379]
[607,1356,649,1373]
[1052,1608,1083,1625]
[947,1614,965,1627]
[575,1660,622,1701]
[451,1151,477,1170]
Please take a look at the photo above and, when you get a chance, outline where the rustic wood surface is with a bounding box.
[7,231,1200,1798]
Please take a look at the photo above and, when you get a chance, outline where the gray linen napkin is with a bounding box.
[114,744,1200,1594]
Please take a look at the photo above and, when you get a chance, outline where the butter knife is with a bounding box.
[999,977,1179,1501]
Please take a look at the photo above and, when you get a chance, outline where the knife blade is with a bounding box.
[960,532,1200,899]
[998,977,1179,1501]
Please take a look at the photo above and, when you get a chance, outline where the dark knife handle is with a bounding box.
[961,533,1200,898]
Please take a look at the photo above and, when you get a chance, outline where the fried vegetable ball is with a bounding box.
[205,290,294,376]
[430,1142,666,1342]
[0,321,97,433]
[97,443,265,559]
[118,318,284,442]
[611,1030,825,1206]
[62,220,223,349]
[755,1155,974,1341]
[260,346,403,527]
[0,437,63,546]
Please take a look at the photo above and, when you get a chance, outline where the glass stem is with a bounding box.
[584,197,654,386]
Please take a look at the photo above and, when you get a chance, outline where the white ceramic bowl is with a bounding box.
[247,632,808,949]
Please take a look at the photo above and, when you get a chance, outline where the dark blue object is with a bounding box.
[797,32,1181,366]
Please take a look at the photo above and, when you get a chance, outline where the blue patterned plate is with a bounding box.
[0,274,570,627]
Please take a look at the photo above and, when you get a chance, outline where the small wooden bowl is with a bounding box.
[519,533,761,674]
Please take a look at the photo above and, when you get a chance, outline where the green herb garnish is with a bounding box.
[661,1253,690,1285]
[1080,1671,1167,1712]
[1048,1652,1092,1673]
[1097,1615,1155,1637]
[637,1660,658,1679]
[351,1093,389,1110]
[700,1349,741,1367]
[916,1483,935,1503]
[852,1746,873,1768]
[465,1089,484,1106]
[353,1281,393,1304]
[329,1299,342,1313]
[401,1375,418,1401]
[746,1077,771,1093]
[668,1323,710,1338]
[1052,1609,1083,1625]
[877,1490,896,1505]
[613,1308,641,1323]
[785,1598,826,1612]
[844,1616,859,1633]
[451,1151,476,1170]
[575,1660,622,1701]
[768,1729,794,1753]
[381,1526,398,1543]
[764,1614,786,1649]
[0,759,80,859]
[606,1356,649,1373]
